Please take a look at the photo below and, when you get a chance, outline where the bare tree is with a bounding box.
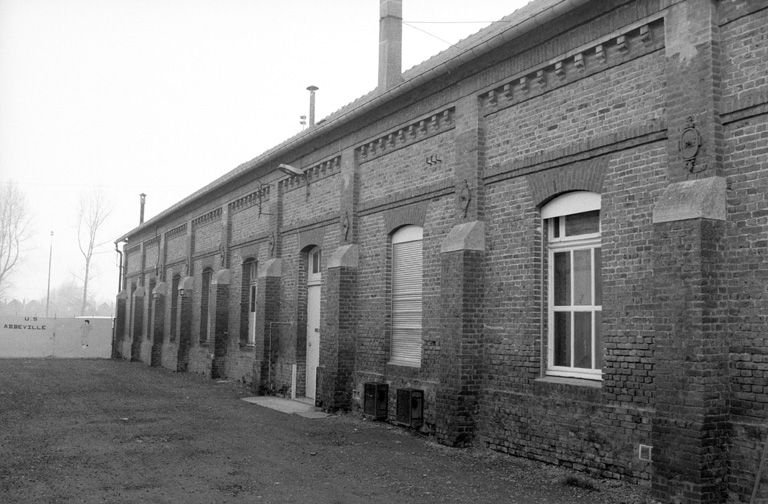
[77,189,111,316]
[0,181,31,296]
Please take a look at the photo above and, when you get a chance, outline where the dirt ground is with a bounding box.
[0,359,655,503]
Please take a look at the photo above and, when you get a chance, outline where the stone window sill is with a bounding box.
[533,375,602,402]
[239,343,255,352]
[386,361,421,378]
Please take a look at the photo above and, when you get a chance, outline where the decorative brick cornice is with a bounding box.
[278,156,341,192]
[165,223,187,240]
[228,185,271,214]
[191,207,222,229]
[480,18,664,115]
[356,107,455,163]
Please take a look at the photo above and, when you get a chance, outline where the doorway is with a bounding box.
[305,247,321,400]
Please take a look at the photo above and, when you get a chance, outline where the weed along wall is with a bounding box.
[0,317,113,358]
[112,1,768,502]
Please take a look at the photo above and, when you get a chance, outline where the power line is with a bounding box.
[402,22,457,48]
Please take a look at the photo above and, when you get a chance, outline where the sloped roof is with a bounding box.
[118,0,585,242]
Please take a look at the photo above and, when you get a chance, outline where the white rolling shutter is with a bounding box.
[391,226,423,366]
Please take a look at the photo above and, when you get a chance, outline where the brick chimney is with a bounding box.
[378,0,403,90]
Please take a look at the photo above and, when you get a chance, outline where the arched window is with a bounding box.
[147,278,156,340]
[390,225,423,367]
[200,268,213,344]
[240,260,258,346]
[542,191,602,379]
[170,274,180,342]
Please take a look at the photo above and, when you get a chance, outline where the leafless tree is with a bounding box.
[77,189,111,316]
[0,181,31,296]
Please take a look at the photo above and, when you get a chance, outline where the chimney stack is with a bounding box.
[307,85,318,127]
[378,0,403,90]
[139,193,146,224]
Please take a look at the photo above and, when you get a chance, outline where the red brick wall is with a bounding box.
[720,5,768,103]
[111,2,768,501]
[485,51,666,168]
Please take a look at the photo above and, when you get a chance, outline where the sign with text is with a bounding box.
[0,317,112,358]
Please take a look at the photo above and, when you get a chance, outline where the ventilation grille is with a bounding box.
[395,388,423,428]
[363,382,388,420]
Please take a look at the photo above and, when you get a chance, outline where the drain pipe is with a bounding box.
[114,241,124,292]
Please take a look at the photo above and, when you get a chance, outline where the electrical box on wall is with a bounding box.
[395,388,423,428]
[363,382,388,420]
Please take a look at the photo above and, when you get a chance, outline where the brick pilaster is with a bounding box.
[211,270,231,379]
[651,178,728,504]
[436,222,485,446]
[664,0,722,181]
[319,245,358,411]
[454,94,485,221]
[176,276,194,372]
[113,291,128,359]
[256,259,282,390]
[150,282,166,367]
[130,286,145,362]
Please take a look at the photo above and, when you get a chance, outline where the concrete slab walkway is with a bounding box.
[241,396,330,418]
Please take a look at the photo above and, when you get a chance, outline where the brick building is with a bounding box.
[113,1,768,502]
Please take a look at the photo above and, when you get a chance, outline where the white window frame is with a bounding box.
[201,268,213,344]
[308,247,322,286]
[543,191,602,380]
[389,225,423,367]
[247,261,258,346]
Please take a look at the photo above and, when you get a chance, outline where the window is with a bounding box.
[309,247,321,278]
[390,225,423,367]
[200,268,213,344]
[170,275,180,342]
[543,192,602,380]
[247,261,257,345]
[147,278,156,340]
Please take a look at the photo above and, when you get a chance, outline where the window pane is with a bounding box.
[552,217,560,238]
[573,312,592,369]
[554,312,570,366]
[554,252,570,306]
[565,210,599,236]
[250,285,256,312]
[594,248,602,305]
[594,311,602,369]
[573,249,592,306]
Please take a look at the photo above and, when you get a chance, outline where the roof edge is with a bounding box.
[116,0,590,243]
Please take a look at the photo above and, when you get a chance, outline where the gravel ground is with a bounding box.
[0,359,656,503]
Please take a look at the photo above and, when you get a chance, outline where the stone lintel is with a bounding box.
[258,258,282,278]
[652,177,725,224]
[441,221,485,253]
[327,244,359,269]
